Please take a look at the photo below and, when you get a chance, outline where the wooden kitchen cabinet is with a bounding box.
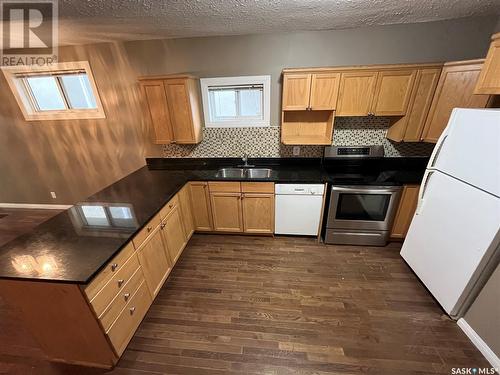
[309,73,341,110]
[140,80,174,144]
[421,60,490,143]
[210,192,244,232]
[242,193,275,234]
[475,32,500,95]
[386,67,442,142]
[391,185,420,239]
[139,75,202,145]
[178,184,195,239]
[189,182,213,231]
[161,205,187,265]
[282,72,340,111]
[371,70,416,116]
[282,73,312,110]
[336,71,378,116]
[135,219,171,297]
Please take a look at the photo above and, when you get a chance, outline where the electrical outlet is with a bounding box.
[292,146,301,156]
[50,191,57,199]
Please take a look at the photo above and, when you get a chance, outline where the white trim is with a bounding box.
[0,203,72,210]
[200,75,271,128]
[457,318,500,369]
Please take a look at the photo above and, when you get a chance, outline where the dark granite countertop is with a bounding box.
[0,157,427,283]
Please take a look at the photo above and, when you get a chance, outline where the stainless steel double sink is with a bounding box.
[216,167,273,179]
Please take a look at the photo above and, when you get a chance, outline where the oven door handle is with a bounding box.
[331,186,401,194]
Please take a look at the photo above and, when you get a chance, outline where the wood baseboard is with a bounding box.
[0,203,72,210]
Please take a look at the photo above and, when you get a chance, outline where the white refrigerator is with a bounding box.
[401,108,500,319]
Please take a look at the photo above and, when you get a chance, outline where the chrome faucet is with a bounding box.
[240,154,255,168]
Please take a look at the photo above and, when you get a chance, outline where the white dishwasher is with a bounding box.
[275,184,325,235]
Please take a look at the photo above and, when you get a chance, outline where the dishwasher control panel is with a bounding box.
[274,184,325,195]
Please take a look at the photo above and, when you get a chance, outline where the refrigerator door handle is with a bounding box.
[429,134,448,169]
[416,170,434,215]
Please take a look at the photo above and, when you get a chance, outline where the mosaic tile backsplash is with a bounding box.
[162,117,435,158]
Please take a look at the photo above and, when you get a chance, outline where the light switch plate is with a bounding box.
[292,146,300,156]
[50,191,57,199]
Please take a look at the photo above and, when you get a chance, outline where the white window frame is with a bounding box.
[200,75,271,128]
[1,61,105,121]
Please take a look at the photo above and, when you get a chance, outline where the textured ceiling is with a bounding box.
[11,0,500,45]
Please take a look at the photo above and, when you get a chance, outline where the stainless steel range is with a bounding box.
[324,146,402,246]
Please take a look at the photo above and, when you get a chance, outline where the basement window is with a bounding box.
[200,75,271,128]
[2,61,105,121]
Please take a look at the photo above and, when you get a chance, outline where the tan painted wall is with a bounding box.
[464,263,500,357]
[0,42,161,204]
[123,16,499,128]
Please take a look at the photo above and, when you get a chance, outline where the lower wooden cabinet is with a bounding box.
[178,184,195,238]
[391,185,420,239]
[242,193,275,234]
[135,219,171,298]
[189,182,213,231]
[210,192,244,232]
[161,205,187,264]
[106,280,152,356]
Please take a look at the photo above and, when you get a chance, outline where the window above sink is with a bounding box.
[200,75,271,128]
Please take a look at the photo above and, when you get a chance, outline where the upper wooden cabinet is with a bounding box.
[282,73,312,110]
[386,67,442,142]
[475,32,500,95]
[421,60,490,143]
[282,72,340,111]
[139,75,203,145]
[336,69,416,116]
[371,70,416,116]
[336,71,378,116]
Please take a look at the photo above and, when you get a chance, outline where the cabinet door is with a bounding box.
[242,193,274,234]
[282,73,312,110]
[161,206,187,265]
[178,185,195,239]
[402,68,441,141]
[336,72,378,116]
[391,185,420,239]
[140,80,174,144]
[475,34,500,95]
[189,182,213,231]
[210,193,243,232]
[422,62,490,143]
[309,73,340,110]
[372,70,416,116]
[136,225,171,297]
[164,78,196,143]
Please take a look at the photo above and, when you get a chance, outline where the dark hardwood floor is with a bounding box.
[0,234,489,374]
[0,208,63,247]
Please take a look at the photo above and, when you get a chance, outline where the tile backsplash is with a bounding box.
[162,117,435,158]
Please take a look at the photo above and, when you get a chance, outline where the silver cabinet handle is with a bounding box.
[117,279,125,287]
[111,263,118,272]
[123,293,130,301]
[160,223,166,229]
[129,307,136,315]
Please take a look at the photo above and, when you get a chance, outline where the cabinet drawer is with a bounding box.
[132,214,162,249]
[84,242,135,301]
[241,182,274,193]
[99,267,147,332]
[208,181,241,193]
[159,195,179,219]
[107,280,152,356]
[89,252,140,317]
